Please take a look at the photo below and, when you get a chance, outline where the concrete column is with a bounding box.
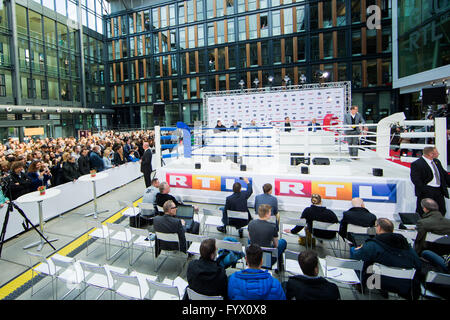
[77,0,87,108]
[9,0,22,105]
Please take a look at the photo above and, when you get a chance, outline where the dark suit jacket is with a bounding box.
[113,152,127,166]
[338,207,377,240]
[291,205,339,239]
[283,275,340,300]
[414,210,450,255]
[410,157,449,198]
[140,148,152,173]
[89,152,104,172]
[155,193,181,208]
[154,214,186,253]
[224,182,253,228]
[78,155,90,175]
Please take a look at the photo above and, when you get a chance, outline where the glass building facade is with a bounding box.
[105,0,396,126]
[0,0,113,141]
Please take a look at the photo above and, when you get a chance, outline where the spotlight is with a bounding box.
[69,109,73,113]
[239,79,245,90]
[25,107,31,112]
[91,109,94,113]
[283,75,291,87]
[80,109,85,113]
[268,75,274,83]
[5,107,12,112]
[300,74,307,84]
[253,78,259,88]
[56,108,61,113]
[322,71,329,79]
[41,108,47,113]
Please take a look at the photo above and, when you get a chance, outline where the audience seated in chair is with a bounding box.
[414,198,450,256]
[186,238,228,299]
[227,244,286,300]
[248,204,286,271]
[153,200,188,256]
[155,181,198,213]
[217,177,253,238]
[350,218,422,299]
[254,183,279,220]
[283,250,340,300]
[142,178,160,207]
[339,197,377,242]
[284,194,338,240]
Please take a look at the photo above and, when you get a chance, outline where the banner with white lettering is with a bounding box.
[206,87,346,128]
[158,169,416,219]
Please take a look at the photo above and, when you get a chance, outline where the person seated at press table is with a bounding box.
[227,244,286,300]
[77,148,91,175]
[338,197,377,243]
[414,198,450,256]
[215,120,227,132]
[217,177,253,238]
[89,145,105,172]
[307,118,321,132]
[229,119,241,131]
[283,250,340,300]
[284,194,339,240]
[284,117,292,132]
[350,218,422,299]
[27,160,52,191]
[7,161,32,200]
[186,238,228,299]
[254,183,279,225]
[153,200,188,255]
[248,204,287,271]
[155,182,199,215]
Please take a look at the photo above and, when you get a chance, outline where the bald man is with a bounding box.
[338,198,377,242]
[141,141,153,187]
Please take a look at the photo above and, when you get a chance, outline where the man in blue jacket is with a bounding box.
[350,218,422,299]
[89,146,105,172]
[228,244,286,300]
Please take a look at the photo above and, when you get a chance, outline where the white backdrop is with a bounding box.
[206,87,346,128]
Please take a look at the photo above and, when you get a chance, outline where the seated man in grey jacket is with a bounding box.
[154,200,187,255]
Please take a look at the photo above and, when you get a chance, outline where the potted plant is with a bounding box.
[90,169,97,177]
[38,186,46,196]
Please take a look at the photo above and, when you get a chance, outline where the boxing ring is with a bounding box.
[154,113,448,220]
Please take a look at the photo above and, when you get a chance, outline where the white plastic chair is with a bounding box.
[342,224,373,251]
[118,200,141,227]
[185,233,208,257]
[421,271,450,300]
[280,217,307,241]
[50,255,84,300]
[137,202,156,226]
[367,263,416,300]
[202,208,224,235]
[311,221,341,256]
[186,287,224,300]
[324,255,364,293]
[146,278,183,300]
[106,223,132,263]
[129,227,155,266]
[27,251,59,299]
[110,271,146,300]
[154,231,187,274]
[283,249,302,281]
[86,220,111,258]
[226,210,249,235]
[79,261,126,300]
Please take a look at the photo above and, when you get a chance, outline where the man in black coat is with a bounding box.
[217,177,253,237]
[186,238,228,299]
[89,146,104,172]
[140,141,153,188]
[7,161,32,200]
[153,200,187,255]
[283,250,340,300]
[410,147,449,216]
[77,148,91,175]
[155,182,181,208]
[339,197,377,242]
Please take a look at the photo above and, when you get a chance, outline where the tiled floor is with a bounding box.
[0,176,392,300]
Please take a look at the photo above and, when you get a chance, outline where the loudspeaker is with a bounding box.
[195,163,201,169]
[301,166,309,174]
[373,168,383,176]
[422,86,447,105]
[153,103,165,117]
[290,153,310,166]
[240,164,247,171]
[312,157,330,165]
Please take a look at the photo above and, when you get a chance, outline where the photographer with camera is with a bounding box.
[27,161,52,191]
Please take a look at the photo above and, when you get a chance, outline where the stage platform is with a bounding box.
[155,148,437,220]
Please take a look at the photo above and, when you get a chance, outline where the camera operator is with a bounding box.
[6,161,31,200]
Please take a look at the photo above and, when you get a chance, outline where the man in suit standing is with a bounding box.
[343,105,366,159]
[410,147,449,216]
[140,141,153,188]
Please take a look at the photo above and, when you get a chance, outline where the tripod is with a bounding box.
[0,200,56,258]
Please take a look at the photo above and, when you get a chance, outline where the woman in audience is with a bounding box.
[7,161,32,200]
[27,161,51,191]
[284,193,339,240]
[112,144,127,166]
[102,148,113,169]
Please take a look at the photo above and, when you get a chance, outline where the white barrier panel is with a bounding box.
[157,166,423,220]
[0,161,144,242]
